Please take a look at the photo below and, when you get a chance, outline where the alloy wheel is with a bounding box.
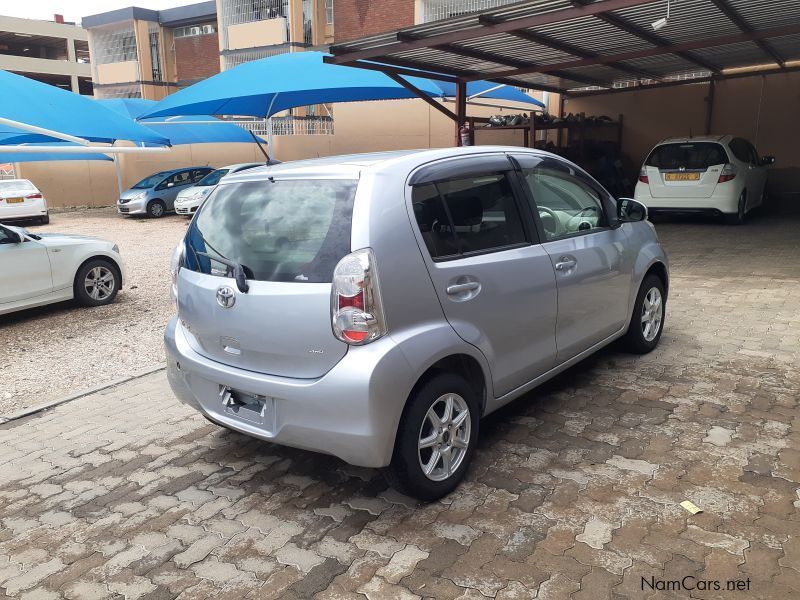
[84,266,115,301]
[418,393,471,482]
[641,287,663,342]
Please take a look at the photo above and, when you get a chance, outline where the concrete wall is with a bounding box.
[96,61,140,85]
[16,143,266,208]
[565,71,800,196]
[227,18,287,50]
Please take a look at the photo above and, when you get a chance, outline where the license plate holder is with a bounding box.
[219,386,271,426]
[6,197,23,204]
[664,172,701,181]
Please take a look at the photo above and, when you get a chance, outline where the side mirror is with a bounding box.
[617,198,648,223]
[760,155,776,166]
[167,182,175,188]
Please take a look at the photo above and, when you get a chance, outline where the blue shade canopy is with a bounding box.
[0,70,169,146]
[142,51,445,119]
[0,143,113,163]
[98,99,256,145]
[432,81,545,109]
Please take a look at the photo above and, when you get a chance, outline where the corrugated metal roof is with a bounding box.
[329,0,800,94]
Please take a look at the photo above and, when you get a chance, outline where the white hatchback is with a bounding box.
[634,135,774,224]
[0,223,125,316]
[0,179,49,224]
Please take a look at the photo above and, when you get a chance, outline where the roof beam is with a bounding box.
[569,0,720,73]
[468,23,800,81]
[328,0,657,64]
[494,22,662,81]
[708,0,784,66]
[431,42,608,87]
[384,71,459,121]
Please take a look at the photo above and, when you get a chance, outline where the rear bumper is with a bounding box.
[164,316,415,468]
[0,199,47,220]
[635,182,740,215]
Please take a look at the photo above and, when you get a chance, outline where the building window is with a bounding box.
[326,0,334,24]
[90,23,137,65]
[174,23,217,38]
[148,23,163,82]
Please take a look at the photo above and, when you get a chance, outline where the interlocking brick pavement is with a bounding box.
[1,214,799,599]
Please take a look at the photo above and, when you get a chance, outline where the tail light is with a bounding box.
[169,243,184,309]
[25,193,43,199]
[718,164,736,183]
[331,248,386,345]
[638,167,649,184]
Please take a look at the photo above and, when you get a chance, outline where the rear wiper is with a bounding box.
[197,252,250,293]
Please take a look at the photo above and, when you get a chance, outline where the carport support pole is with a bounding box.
[704,79,715,135]
[113,153,123,197]
[455,79,467,146]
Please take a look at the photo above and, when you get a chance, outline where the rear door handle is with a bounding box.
[554,258,577,271]
[446,282,480,295]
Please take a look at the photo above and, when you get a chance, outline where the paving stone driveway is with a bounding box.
[2,215,799,600]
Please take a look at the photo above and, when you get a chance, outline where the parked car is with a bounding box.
[117,166,214,218]
[635,135,775,224]
[0,223,125,316]
[0,179,49,224]
[165,147,669,500]
[174,163,264,216]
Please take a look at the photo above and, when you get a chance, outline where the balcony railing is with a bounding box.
[420,0,522,22]
[232,115,335,136]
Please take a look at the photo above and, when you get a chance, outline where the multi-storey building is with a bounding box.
[83,2,220,99]
[0,14,92,94]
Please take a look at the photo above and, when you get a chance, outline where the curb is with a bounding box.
[0,364,166,424]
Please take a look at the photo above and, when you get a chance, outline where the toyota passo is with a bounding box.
[165,147,668,500]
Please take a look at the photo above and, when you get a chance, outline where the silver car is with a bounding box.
[117,166,214,218]
[165,147,668,500]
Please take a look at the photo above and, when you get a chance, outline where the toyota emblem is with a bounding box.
[216,286,236,308]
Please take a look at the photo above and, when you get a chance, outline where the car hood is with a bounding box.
[119,188,151,199]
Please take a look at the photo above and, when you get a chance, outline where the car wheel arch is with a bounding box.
[73,255,123,289]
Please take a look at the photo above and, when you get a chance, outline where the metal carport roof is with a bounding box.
[327,0,800,96]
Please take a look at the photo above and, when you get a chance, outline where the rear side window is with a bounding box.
[0,180,35,194]
[646,143,729,170]
[185,179,357,283]
[412,172,526,259]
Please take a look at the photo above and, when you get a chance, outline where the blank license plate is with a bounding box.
[220,386,270,425]
[6,198,23,204]
[665,172,701,181]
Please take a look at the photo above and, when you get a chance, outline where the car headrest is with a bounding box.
[448,196,483,226]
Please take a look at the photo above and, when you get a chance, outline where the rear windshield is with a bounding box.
[184,179,357,283]
[196,169,230,186]
[0,180,35,193]
[646,143,729,170]
[132,171,171,189]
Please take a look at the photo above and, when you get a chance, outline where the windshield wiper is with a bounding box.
[197,252,250,293]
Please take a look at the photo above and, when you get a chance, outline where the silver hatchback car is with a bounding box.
[165,147,668,499]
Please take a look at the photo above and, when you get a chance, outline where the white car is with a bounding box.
[0,179,49,224]
[634,135,774,224]
[174,163,263,216]
[0,223,125,316]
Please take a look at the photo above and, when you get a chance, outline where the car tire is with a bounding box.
[725,192,747,225]
[622,274,665,354]
[40,213,50,225]
[147,200,166,218]
[74,258,120,307]
[390,373,479,501]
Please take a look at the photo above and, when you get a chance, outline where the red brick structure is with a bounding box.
[175,32,220,87]
[333,0,414,42]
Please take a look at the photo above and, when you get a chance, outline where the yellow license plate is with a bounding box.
[6,197,23,203]
[665,172,701,181]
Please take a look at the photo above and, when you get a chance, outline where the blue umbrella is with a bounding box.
[142,51,445,119]
[433,81,545,109]
[97,99,256,145]
[0,70,169,146]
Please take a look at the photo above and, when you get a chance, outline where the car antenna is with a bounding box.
[247,129,272,164]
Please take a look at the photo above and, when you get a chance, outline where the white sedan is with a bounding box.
[0,223,125,316]
[174,162,264,216]
[634,135,774,224]
[0,179,49,224]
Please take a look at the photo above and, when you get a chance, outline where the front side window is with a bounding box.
[521,165,607,241]
[412,171,526,259]
[185,179,357,283]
